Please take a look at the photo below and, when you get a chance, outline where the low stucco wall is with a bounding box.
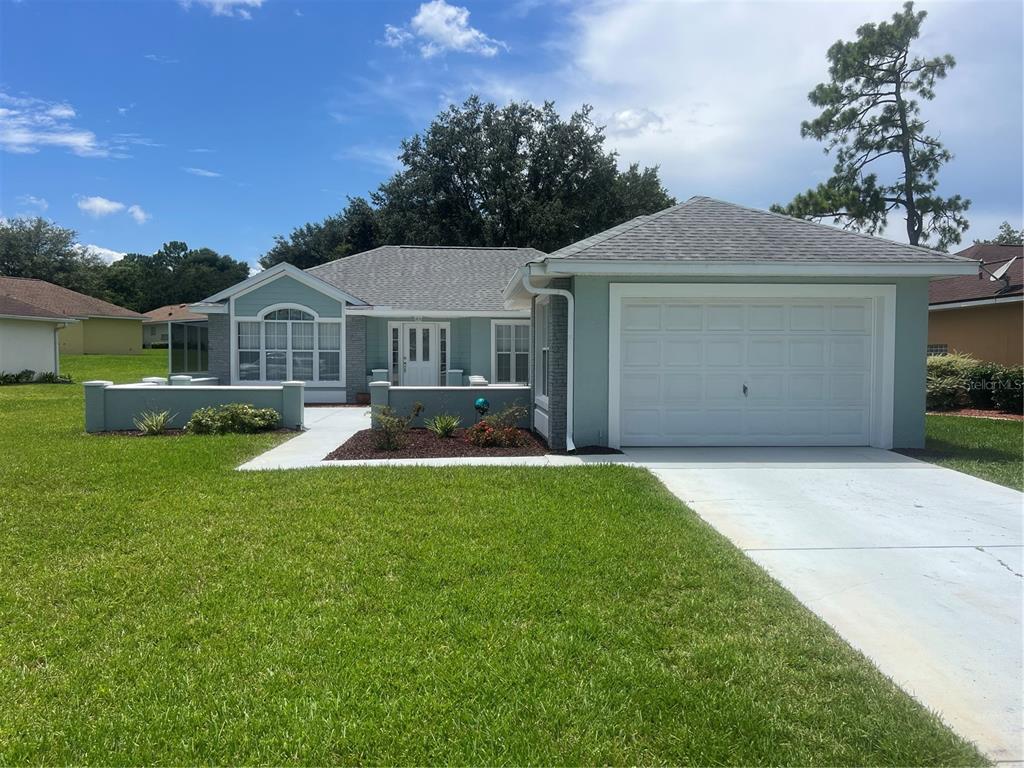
[928,302,1023,366]
[84,380,304,432]
[369,382,531,428]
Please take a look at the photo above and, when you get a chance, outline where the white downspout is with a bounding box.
[520,271,575,452]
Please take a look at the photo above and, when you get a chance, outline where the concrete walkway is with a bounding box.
[610,447,1022,762]
[238,407,371,470]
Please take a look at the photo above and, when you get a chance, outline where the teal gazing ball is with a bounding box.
[474,397,490,415]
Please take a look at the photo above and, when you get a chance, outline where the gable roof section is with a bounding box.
[0,276,143,319]
[546,196,975,266]
[196,262,367,309]
[0,294,79,322]
[308,245,544,312]
[142,303,207,324]
[929,244,1022,306]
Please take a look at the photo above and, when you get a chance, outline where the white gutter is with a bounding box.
[520,271,575,452]
[537,258,977,278]
[929,295,1023,312]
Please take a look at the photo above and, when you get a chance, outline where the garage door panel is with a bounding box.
[664,304,703,330]
[790,304,827,331]
[748,305,786,331]
[790,339,826,366]
[623,338,661,366]
[622,373,660,402]
[831,337,870,367]
[748,338,785,366]
[707,305,745,330]
[664,338,701,366]
[623,303,662,331]
[619,296,875,447]
[706,338,744,365]
[664,373,702,402]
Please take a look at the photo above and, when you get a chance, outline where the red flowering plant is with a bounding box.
[465,403,528,448]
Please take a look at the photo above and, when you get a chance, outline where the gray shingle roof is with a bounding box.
[308,245,544,311]
[546,196,974,264]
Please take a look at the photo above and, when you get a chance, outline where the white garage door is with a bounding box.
[617,297,877,446]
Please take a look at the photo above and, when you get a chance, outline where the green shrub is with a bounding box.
[373,402,423,450]
[134,410,174,436]
[33,371,73,384]
[185,404,281,435]
[992,366,1023,412]
[425,413,461,438]
[465,403,529,448]
[925,353,975,411]
[16,369,35,383]
[965,360,1002,409]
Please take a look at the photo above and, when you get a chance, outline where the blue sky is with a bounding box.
[1,0,1021,268]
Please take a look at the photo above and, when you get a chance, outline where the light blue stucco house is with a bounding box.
[191,197,976,451]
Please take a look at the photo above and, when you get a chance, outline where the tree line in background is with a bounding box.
[258,97,675,269]
[0,217,249,313]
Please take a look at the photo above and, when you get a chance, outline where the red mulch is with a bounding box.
[324,428,549,460]
[928,409,1024,421]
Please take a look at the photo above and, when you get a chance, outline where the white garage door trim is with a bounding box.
[607,283,896,449]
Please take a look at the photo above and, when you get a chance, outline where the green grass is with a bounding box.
[901,415,1024,491]
[0,354,987,765]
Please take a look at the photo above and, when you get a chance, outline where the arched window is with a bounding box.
[236,305,341,383]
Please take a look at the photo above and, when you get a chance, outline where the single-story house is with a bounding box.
[190,197,975,449]
[928,243,1022,365]
[143,303,211,374]
[0,277,144,355]
[0,294,79,376]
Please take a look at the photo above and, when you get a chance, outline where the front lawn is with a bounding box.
[0,355,986,765]
[902,415,1024,491]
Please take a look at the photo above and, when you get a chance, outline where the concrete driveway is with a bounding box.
[614,447,1022,762]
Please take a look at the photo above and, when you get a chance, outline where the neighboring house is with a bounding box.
[927,243,1022,365]
[192,197,974,448]
[0,294,79,376]
[190,246,541,402]
[142,303,211,374]
[0,277,144,355]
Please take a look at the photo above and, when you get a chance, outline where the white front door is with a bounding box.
[616,297,879,446]
[401,323,438,385]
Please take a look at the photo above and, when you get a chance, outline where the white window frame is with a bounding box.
[231,302,344,385]
[387,321,450,386]
[926,343,949,356]
[491,319,531,386]
[534,298,550,408]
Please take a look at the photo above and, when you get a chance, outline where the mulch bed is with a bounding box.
[324,428,549,461]
[928,409,1024,421]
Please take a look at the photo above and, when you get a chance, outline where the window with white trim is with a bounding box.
[926,343,949,357]
[493,320,530,385]
[236,306,342,382]
[535,299,549,401]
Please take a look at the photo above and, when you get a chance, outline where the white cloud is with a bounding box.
[76,243,126,264]
[385,0,505,58]
[144,53,179,64]
[183,166,221,177]
[180,0,263,19]
[17,195,48,212]
[0,91,105,156]
[127,204,151,224]
[188,147,215,153]
[77,196,125,217]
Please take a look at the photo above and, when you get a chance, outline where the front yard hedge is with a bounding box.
[926,353,1024,412]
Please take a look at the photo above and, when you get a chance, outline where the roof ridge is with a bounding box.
[549,200,696,259]
[693,195,975,262]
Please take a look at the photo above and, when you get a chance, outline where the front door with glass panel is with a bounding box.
[401,323,437,385]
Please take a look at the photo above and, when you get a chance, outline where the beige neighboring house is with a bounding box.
[0,277,144,355]
[142,303,206,348]
[928,243,1022,365]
